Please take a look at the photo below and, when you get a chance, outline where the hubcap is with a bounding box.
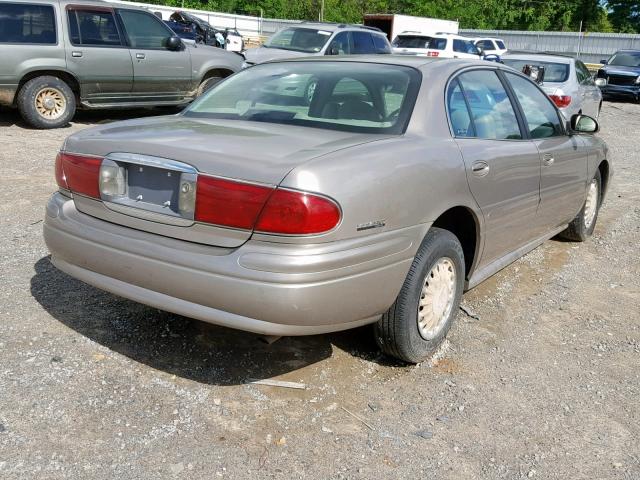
[417,257,457,340]
[583,179,599,229]
[34,87,66,120]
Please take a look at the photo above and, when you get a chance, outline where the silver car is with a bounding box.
[44,57,611,363]
[502,53,602,119]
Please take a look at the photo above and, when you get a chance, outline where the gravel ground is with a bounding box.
[1,103,639,480]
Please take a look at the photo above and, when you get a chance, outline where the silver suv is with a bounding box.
[0,0,243,128]
[243,23,392,67]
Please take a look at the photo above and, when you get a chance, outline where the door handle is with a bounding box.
[71,51,82,57]
[543,154,555,166]
[471,161,490,176]
[136,53,146,59]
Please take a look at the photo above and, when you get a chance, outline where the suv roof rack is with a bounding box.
[298,21,382,32]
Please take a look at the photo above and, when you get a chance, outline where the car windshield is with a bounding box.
[608,52,640,67]
[264,27,332,53]
[393,35,431,48]
[502,59,570,83]
[184,62,421,134]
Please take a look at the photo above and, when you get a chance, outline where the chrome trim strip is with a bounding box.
[105,152,198,173]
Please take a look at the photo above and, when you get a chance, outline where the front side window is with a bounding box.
[326,31,350,55]
[505,72,563,139]
[184,62,420,134]
[118,9,173,49]
[265,27,331,53]
[453,39,480,55]
[351,31,375,54]
[427,38,447,50]
[68,9,121,46]
[0,3,56,44]
[455,70,522,140]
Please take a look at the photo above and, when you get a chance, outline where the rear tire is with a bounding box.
[197,76,222,97]
[17,76,76,129]
[559,169,601,242]
[375,227,465,364]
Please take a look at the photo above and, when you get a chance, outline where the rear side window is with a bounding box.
[0,3,56,44]
[118,9,172,49]
[455,70,522,140]
[351,31,375,54]
[505,72,563,139]
[453,39,479,55]
[326,31,350,54]
[447,79,474,137]
[427,38,446,50]
[372,33,391,53]
[496,40,506,50]
[68,9,122,46]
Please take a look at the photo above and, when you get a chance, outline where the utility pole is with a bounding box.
[319,0,324,22]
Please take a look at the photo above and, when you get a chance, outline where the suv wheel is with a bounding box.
[17,76,76,129]
[375,227,465,364]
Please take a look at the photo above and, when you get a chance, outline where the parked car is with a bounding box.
[242,23,391,67]
[596,49,640,102]
[44,57,610,363]
[0,0,243,129]
[168,11,243,52]
[472,37,507,56]
[403,33,482,59]
[163,19,199,44]
[502,53,602,119]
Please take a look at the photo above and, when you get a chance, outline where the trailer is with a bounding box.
[363,14,459,41]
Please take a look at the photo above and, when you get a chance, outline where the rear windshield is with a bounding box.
[608,52,640,67]
[393,35,431,48]
[184,62,421,134]
[0,3,56,44]
[502,59,570,83]
[265,27,331,53]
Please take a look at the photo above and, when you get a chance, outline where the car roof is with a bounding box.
[502,53,573,64]
[288,22,384,33]
[57,0,147,10]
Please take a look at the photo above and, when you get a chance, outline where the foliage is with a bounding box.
[132,0,639,33]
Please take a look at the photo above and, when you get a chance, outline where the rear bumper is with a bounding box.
[600,84,640,98]
[44,193,423,335]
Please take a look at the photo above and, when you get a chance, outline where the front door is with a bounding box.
[64,6,133,101]
[448,69,542,265]
[504,72,589,229]
[116,9,192,98]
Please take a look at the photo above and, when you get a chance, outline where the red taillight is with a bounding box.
[194,176,341,235]
[55,152,68,190]
[195,175,274,230]
[427,51,439,57]
[549,95,571,108]
[58,152,102,198]
[255,189,341,235]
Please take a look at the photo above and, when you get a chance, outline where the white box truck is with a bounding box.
[363,14,459,41]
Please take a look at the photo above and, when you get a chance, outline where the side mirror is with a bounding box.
[522,64,545,84]
[326,45,339,56]
[600,59,608,65]
[570,114,599,134]
[483,53,502,63]
[166,36,183,51]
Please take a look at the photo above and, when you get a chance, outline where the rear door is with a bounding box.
[504,71,588,230]
[448,69,542,264]
[116,8,192,98]
[65,6,133,100]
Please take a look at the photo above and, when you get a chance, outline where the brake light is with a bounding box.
[194,176,341,235]
[255,189,341,235]
[195,176,274,230]
[427,51,439,57]
[549,95,571,108]
[57,152,102,198]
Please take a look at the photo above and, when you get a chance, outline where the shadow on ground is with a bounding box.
[31,257,393,386]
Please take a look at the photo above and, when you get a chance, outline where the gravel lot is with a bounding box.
[1,102,639,480]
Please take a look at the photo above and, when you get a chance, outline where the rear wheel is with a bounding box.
[559,169,601,242]
[375,227,465,364]
[197,76,222,97]
[17,76,76,129]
